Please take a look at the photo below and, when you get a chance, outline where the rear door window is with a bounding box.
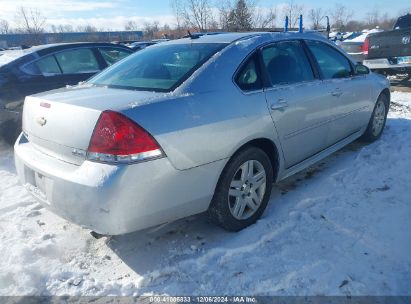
[306,40,352,79]
[55,48,100,74]
[98,48,131,66]
[261,40,315,86]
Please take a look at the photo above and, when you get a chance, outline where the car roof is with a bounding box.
[30,42,131,56]
[0,42,132,68]
[168,31,328,45]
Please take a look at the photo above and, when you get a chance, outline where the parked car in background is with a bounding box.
[363,14,411,75]
[0,42,133,144]
[14,32,390,235]
[340,29,384,63]
[127,41,158,51]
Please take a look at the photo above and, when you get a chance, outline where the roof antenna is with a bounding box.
[299,15,303,33]
[284,16,289,32]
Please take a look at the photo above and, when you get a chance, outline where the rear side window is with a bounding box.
[55,48,99,74]
[36,56,61,75]
[235,54,262,91]
[99,48,131,66]
[23,56,61,76]
[306,40,352,79]
[261,40,315,86]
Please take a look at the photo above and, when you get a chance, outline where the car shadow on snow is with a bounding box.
[103,116,409,285]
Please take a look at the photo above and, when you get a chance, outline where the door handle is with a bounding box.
[270,99,288,110]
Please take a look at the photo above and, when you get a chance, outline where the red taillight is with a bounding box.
[362,38,369,56]
[87,110,163,163]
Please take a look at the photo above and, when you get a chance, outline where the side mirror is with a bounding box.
[355,64,370,75]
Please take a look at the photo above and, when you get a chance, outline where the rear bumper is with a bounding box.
[14,134,224,234]
[363,58,411,74]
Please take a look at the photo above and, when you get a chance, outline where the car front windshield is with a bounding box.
[89,42,227,92]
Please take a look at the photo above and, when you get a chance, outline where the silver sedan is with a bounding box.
[14,32,390,235]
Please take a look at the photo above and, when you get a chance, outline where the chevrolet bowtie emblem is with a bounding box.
[36,116,47,126]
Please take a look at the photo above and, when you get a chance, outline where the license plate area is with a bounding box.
[24,166,50,204]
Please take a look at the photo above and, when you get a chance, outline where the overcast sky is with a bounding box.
[1,0,410,30]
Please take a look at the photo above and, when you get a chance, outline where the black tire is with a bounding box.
[361,93,389,142]
[0,118,21,146]
[208,147,274,232]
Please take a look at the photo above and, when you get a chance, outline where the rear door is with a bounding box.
[262,40,333,168]
[305,40,371,146]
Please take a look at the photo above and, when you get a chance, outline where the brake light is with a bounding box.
[87,110,163,163]
[362,38,369,56]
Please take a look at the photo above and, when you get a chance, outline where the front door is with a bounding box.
[305,40,372,145]
[261,40,333,168]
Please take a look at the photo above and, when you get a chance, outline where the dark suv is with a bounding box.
[0,42,133,143]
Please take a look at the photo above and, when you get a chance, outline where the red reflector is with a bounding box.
[88,111,161,156]
[40,102,51,108]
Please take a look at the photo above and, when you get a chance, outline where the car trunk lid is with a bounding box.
[22,85,165,165]
[340,42,363,55]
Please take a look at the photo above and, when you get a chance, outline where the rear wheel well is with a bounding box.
[234,138,279,181]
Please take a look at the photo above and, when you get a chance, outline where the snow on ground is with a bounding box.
[1,92,411,296]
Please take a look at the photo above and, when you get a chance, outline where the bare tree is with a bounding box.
[218,0,233,30]
[253,6,277,29]
[308,8,324,30]
[0,19,10,34]
[330,4,354,31]
[15,7,47,34]
[143,21,160,39]
[50,24,74,33]
[171,0,185,30]
[365,8,380,29]
[76,24,98,32]
[125,20,139,31]
[282,0,304,28]
[170,0,214,31]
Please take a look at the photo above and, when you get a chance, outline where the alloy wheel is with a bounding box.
[228,159,267,220]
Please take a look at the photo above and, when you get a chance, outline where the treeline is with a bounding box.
[1,1,410,41]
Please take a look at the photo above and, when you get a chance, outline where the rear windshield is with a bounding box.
[89,42,227,92]
[0,50,26,67]
[394,15,411,29]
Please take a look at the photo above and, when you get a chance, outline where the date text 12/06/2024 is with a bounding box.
[149,296,257,303]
